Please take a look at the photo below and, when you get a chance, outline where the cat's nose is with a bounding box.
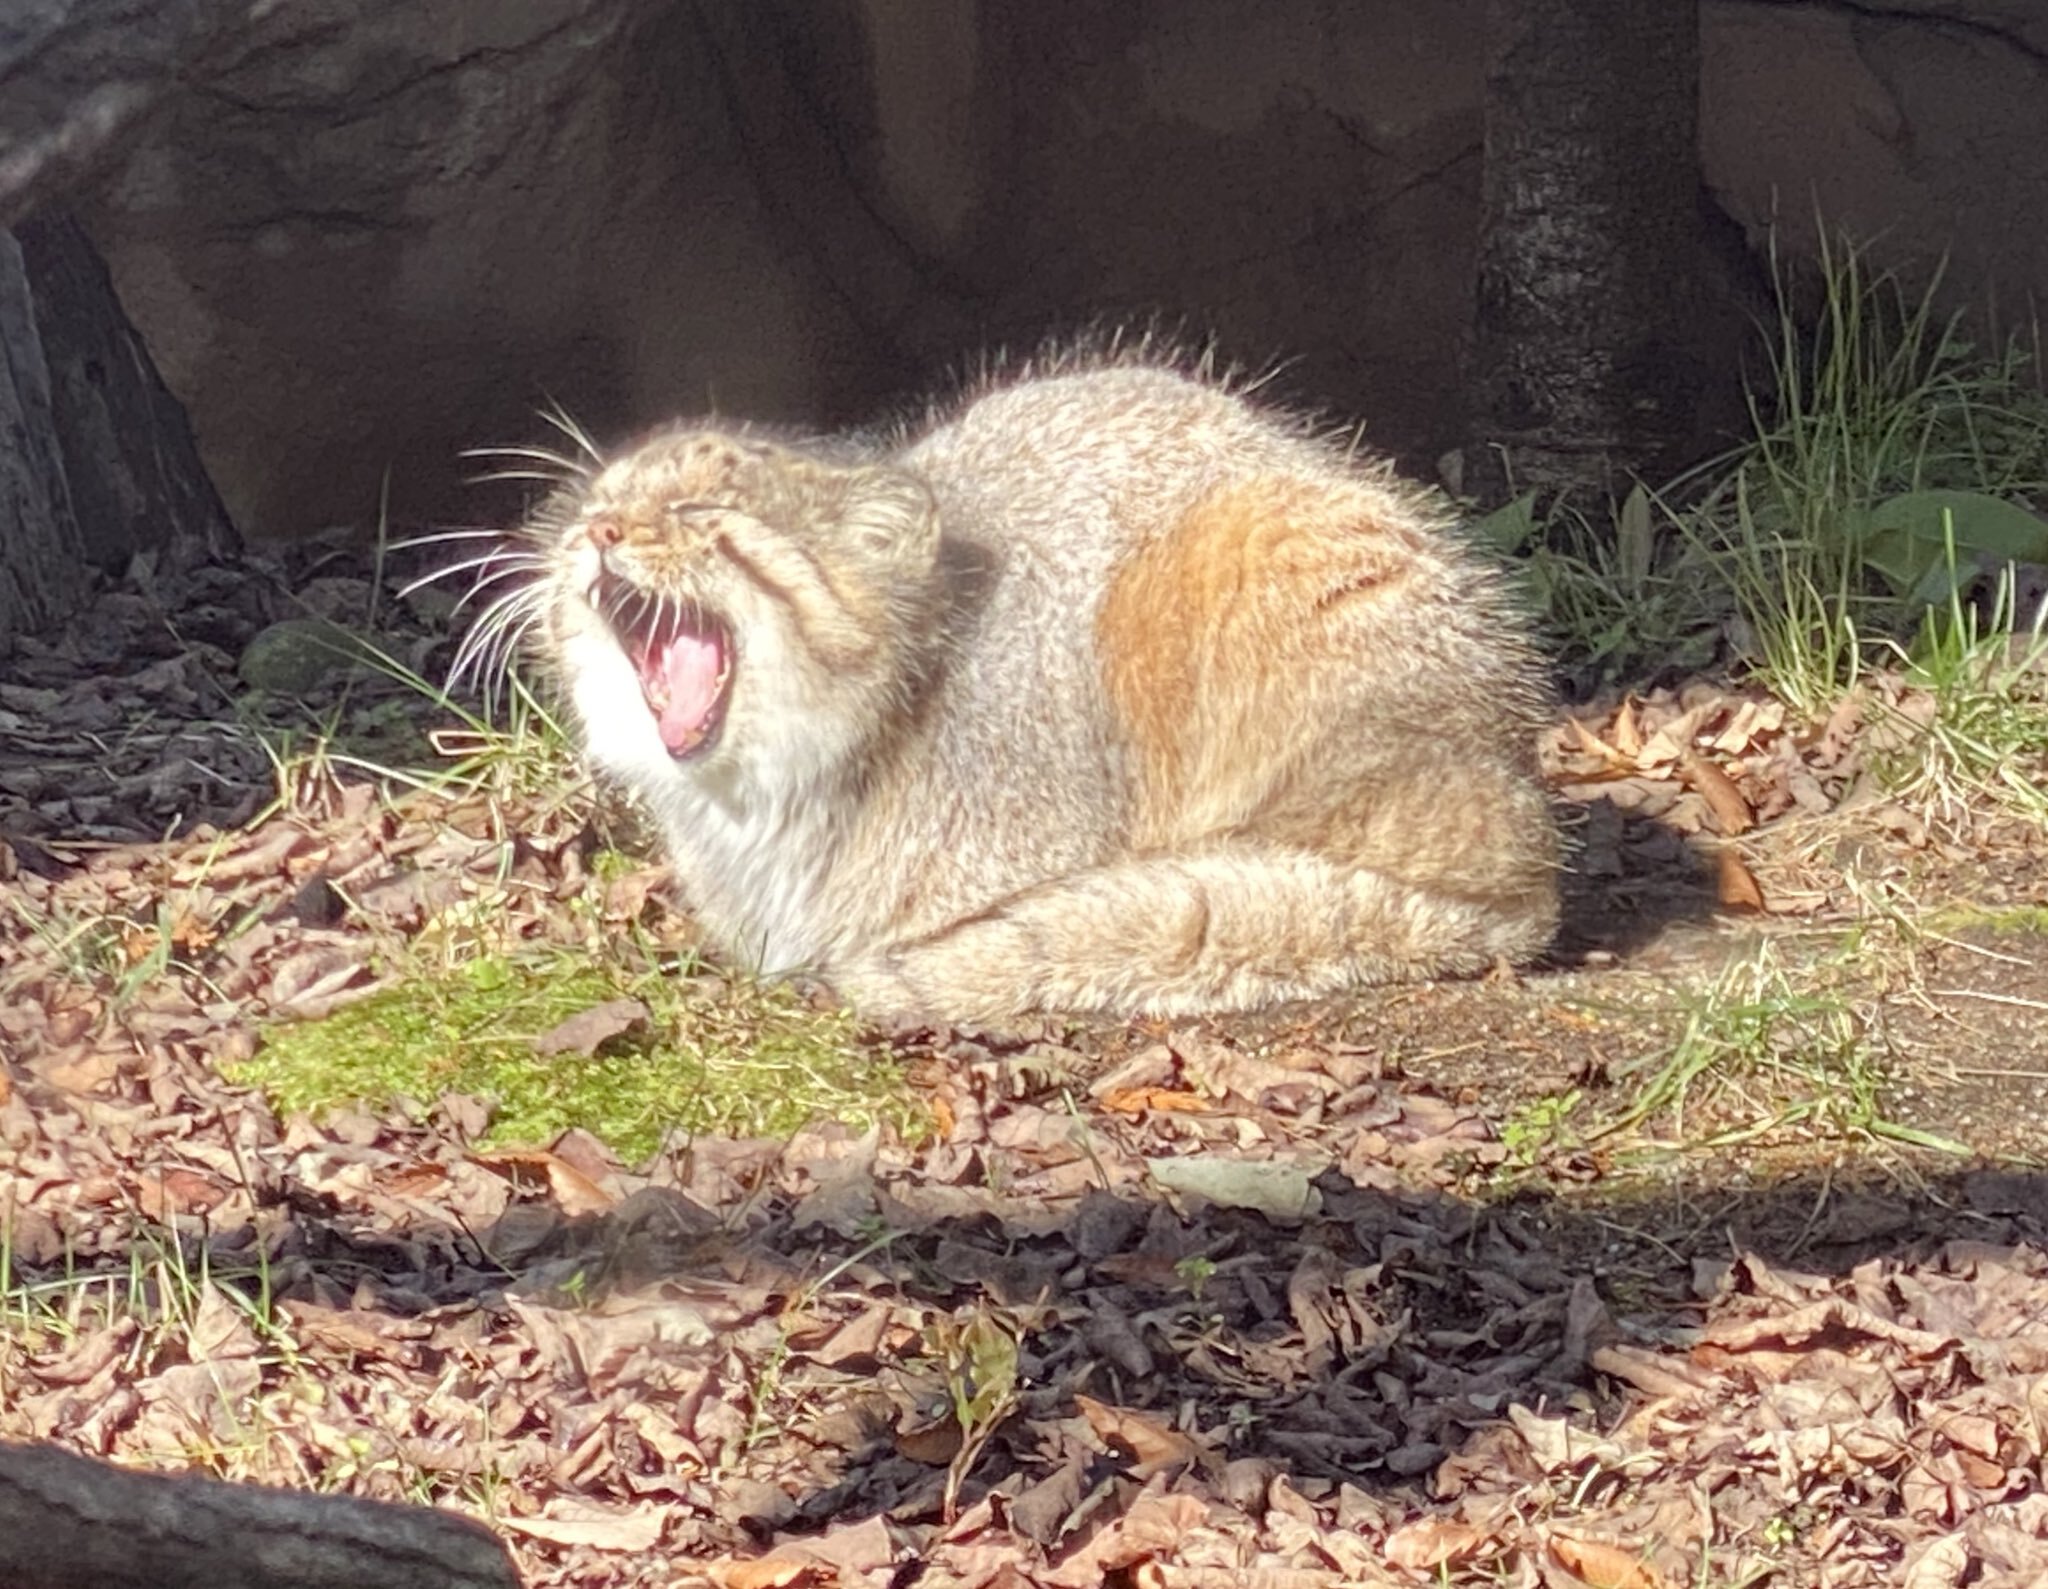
[587,516,624,549]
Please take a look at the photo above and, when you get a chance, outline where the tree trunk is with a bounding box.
[0,1,250,643]
[0,224,87,638]
[0,1440,523,1589]
[0,211,236,643]
[17,210,235,569]
[1464,0,1707,506]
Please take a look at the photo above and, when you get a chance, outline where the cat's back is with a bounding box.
[864,364,1299,866]
[897,361,1314,576]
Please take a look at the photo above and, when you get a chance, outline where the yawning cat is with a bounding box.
[477,356,1560,1022]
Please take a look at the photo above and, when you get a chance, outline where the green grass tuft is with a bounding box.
[1492,222,2048,723]
[1600,938,1969,1159]
[1870,545,2048,826]
[1680,229,2048,713]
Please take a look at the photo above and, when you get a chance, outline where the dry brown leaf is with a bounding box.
[1546,1531,1666,1589]
[501,1500,666,1551]
[473,1145,619,1215]
[1705,698,1781,756]
[1715,848,1765,912]
[794,1513,895,1578]
[1098,1086,1210,1116]
[531,997,650,1056]
[31,1323,132,1386]
[895,1415,964,1466]
[265,944,371,1015]
[786,1302,903,1368]
[1566,717,1638,773]
[1706,1297,1955,1357]
[1636,702,1713,769]
[384,1161,450,1197]
[1678,750,1753,835]
[186,1284,262,1362]
[1954,1448,2007,1489]
[134,1168,227,1220]
[1044,1487,1207,1586]
[189,821,314,883]
[1932,1410,2002,1459]
[1146,1155,1322,1220]
[1901,1533,1970,1589]
[1610,697,1644,757]
[279,1299,426,1367]
[1075,1393,1216,1478]
[44,1001,97,1045]
[1590,1343,1719,1399]
[1508,1404,1636,1473]
[1384,1516,1488,1571]
[716,1548,837,1589]
[39,1047,123,1094]
[1809,692,1865,766]
[1085,1043,1179,1098]
[720,1523,897,1589]
[123,907,215,962]
[598,863,665,919]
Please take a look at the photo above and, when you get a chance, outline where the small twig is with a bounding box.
[1953,1065,2048,1080]
[1915,931,2033,966]
[1788,1163,1837,1259]
[1928,987,2048,1012]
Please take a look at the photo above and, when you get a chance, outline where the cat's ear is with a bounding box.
[840,467,940,566]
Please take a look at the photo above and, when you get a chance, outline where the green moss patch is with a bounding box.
[231,953,918,1162]
[1927,902,2048,937]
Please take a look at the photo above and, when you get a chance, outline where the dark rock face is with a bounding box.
[41,0,1515,534]
[0,0,248,231]
[8,1,2048,541]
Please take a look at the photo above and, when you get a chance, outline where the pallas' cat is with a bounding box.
[469,357,1559,1022]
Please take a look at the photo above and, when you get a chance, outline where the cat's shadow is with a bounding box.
[1546,791,1725,965]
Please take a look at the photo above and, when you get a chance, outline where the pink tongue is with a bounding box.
[643,630,725,752]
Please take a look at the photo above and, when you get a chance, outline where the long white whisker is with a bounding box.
[402,548,544,587]
[466,467,585,488]
[453,627,511,700]
[538,405,604,465]
[450,592,542,697]
[455,567,542,633]
[401,551,547,603]
[393,527,529,551]
[461,442,591,469]
[449,568,545,628]
[483,614,545,710]
[429,549,549,582]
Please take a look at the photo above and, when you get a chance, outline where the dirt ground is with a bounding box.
[5,539,2048,1588]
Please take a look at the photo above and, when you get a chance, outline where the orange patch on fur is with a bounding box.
[1098,476,1413,846]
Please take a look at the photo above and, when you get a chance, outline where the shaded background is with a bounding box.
[19,0,2048,539]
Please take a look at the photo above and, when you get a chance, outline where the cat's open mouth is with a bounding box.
[600,581,732,758]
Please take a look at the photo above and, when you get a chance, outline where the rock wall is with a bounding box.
[74,0,2048,538]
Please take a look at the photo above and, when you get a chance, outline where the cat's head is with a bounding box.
[529,426,942,797]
